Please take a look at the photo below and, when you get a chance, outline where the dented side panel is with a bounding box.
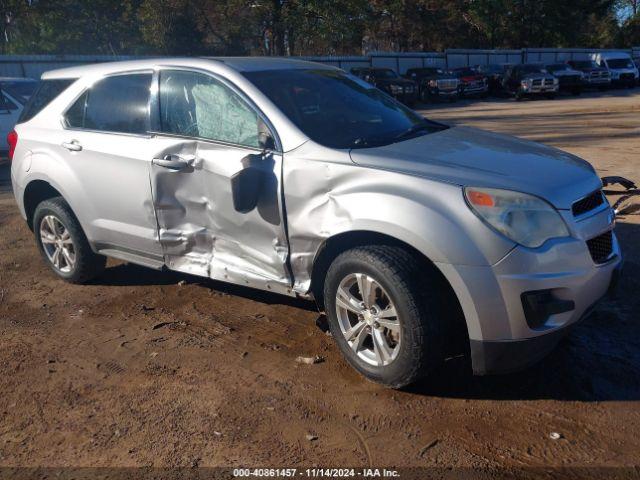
[150,138,291,295]
[282,142,516,295]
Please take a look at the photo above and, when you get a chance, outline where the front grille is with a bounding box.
[437,79,458,90]
[572,190,605,216]
[532,79,542,86]
[544,78,555,86]
[586,230,613,264]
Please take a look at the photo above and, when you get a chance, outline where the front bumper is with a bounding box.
[611,74,636,86]
[520,84,558,94]
[585,77,610,86]
[439,205,622,375]
[470,269,618,375]
[460,84,488,96]
[425,87,459,99]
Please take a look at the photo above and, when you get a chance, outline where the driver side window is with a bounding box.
[158,70,260,148]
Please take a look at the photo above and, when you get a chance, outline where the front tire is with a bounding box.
[324,246,446,388]
[34,197,106,284]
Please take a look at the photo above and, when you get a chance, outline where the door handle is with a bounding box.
[62,140,82,152]
[152,154,196,169]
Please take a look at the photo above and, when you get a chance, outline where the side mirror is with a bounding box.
[231,153,265,214]
[258,131,275,151]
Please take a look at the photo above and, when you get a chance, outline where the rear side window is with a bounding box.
[18,79,75,124]
[65,73,152,135]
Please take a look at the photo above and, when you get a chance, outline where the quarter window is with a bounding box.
[18,79,75,124]
[158,70,260,148]
[65,73,152,134]
[0,92,18,113]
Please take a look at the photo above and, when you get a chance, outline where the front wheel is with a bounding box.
[323,246,446,388]
[34,197,106,284]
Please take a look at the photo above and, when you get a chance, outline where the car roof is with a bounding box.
[593,51,631,59]
[42,56,336,80]
[0,77,37,82]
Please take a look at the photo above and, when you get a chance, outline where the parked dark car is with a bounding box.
[545,63,584,95]
[350,67,418,106]
[567,60,611,90]
[503,64,559,100]
[475,64,510,95]
[451,67,488,98]
[403,67,459,103]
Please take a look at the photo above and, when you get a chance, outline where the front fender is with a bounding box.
[283,144,515,294]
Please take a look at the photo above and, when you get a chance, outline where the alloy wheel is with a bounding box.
[335,273,401,367]
[39,215,76,273]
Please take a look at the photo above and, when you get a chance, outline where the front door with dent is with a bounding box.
[149,69,291,293]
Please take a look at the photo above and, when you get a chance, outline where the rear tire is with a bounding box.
[33,197,106,284]
[323,246,447,388]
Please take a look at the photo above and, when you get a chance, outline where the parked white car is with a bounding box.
[591,52,638,87]
[0,77,37,157]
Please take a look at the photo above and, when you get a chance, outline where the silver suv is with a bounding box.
[10,58,621,388]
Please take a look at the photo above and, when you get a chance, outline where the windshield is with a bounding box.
[244,69,444,149]
[547,64,570,72]
[607,58,634,69]
[519,65,546,74]
[372,69,398,79]
[409,68,440,77]
[572,60,599,69]
[1,80,37,105]
[454,68,476,77]
[481,65,504,74]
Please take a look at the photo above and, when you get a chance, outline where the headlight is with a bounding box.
[553,77,559,84]
[464,187,570,248]
[390,84,402,94]
[520,79,530,87]
[428,79,438,87]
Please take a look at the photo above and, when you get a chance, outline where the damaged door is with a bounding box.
[149,69,291,294]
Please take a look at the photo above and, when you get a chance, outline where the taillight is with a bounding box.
[7,130,17,161]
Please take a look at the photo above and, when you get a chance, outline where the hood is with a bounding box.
[552,69,582,77]
[523,73,553,80]
[349,126,600,209]
[376,78,415,86]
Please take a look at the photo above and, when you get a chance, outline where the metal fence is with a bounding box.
[1,48,639,79]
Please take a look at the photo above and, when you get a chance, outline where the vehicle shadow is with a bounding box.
[95,262,318,311]
[410,220,640,402]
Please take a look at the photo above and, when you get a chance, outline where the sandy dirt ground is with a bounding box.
[0,90,639,473]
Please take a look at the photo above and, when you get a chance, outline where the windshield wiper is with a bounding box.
[393,122,433,142]
[352,137,389,148]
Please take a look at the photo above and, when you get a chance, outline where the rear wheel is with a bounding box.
[34,197,106,284]
[323,246,446,388]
